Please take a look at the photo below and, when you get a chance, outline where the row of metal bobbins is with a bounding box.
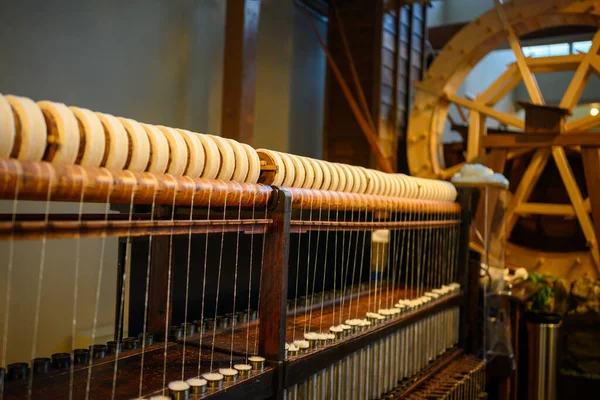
[132,355,266,400]
[283,283,461,400]
[0,331,155,383]
[400,355,486,400]
[0,93,456,201]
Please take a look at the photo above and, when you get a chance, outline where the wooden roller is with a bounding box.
[0,92,460,203]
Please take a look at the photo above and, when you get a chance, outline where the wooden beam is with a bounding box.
[591,54,600,76]
[515,203,576,216]
[221,0,261,145]
[481,133,600,149]
[552,146,600,270]
[465,110,481,162]
[446,92,525,130]
[506,149,551,236]
[582,147,600,269]
[494,0,544,105]
[559,30,600,111]
[565,114,600,133]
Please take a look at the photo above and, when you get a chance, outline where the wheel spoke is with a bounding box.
[565,114,600,133]
[505,148,551,236]
[559,29,600,111]
[552,147,600,270]
[494,0,544,105]
[446,92,524,129]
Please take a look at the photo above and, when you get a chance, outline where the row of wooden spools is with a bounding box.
[0,93,456,201]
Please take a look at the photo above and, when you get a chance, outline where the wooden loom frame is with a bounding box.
[0,159,475,399]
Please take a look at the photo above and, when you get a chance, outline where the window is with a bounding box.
[522,39,592,58]
[548,43,570,56]
[572,40,592,54]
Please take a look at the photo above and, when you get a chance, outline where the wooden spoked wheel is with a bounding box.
[407,0,600,279]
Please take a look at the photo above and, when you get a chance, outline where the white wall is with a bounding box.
[0,0,326,365]
[427,0,492,27]
[444,49,517,143]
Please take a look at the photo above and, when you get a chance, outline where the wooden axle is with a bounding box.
[0,159,460,214]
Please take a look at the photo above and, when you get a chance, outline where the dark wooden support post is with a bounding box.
[221,0,261,144]
[259,188,291,362]
[582,147,600,253]
[456,188,478,352]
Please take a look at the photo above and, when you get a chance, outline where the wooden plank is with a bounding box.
[481,133,600,148]
[565,114,600,133]
[552,146,600,270]
[493,0,543,104]
[515,203,577,216]
[590,54,600,75]
[258,189,291,363]
[466,109,481,162]
[446,92,525,130]
[221,0,261,145]
[147,233,175,337]
[559,29,600,111]
[507,28,544,105]
[581,147,600,270]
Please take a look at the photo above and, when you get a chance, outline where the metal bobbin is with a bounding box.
[186,377,207,396]
[168,380,191,400]
[89,344,107,360]
[123,337,140,350]
[170,325,184,340]
[181,322,195,337]
[73,349,90,365]
[248,356,265,371]
[7,363,29,381]
[202,372,224,390]
[106,340,122,355]
[32,357,51,375]
[234,363,252,377]
[51,353,72,369]
[138,332,154,346]
[219,368,238,382]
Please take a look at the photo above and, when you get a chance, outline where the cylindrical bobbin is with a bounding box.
[234,363,252,377]
[186,377,207,395]
[202,372,224,390]
[248,356,265,371]
[168,380,191,400]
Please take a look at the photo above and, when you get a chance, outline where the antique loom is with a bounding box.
[0,94,484,399]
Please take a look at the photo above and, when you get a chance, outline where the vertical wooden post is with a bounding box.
[259,188,291,362]
[221,0,261,144]
[582,146,600,256]
[146,206,176,337]
[456,188,478,352]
